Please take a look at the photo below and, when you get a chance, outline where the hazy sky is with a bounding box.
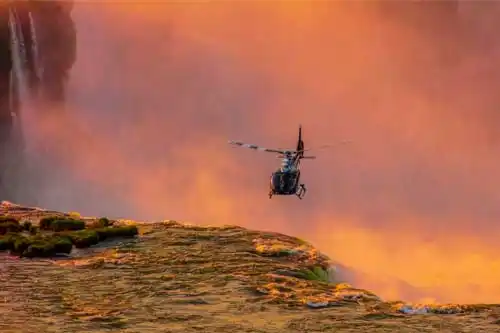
[17,2,500,304]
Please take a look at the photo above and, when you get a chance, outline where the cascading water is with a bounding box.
[0,2,76,207]
[5,6,40,205]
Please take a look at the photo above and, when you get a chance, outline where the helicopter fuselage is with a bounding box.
[268,152,306,199]
[270,169,300,195]
[228,125,311,200]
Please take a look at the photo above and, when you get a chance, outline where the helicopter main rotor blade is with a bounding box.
[295,140,352,154]
[320,140,353,148]
[228,140,286,154]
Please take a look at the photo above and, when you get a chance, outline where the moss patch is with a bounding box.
[64,230,100,248]
[93,226,138,240]
[40,216,86,231]
[87,217,113,229]
[0,217,21,235]
[0,233,74,257]
[296,266,331,283]
[0,214,138,257]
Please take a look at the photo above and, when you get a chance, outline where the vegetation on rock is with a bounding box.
[87,217,113,229]
[0,215,138,257]
[94,225,138,240]
[0,232,74,257]
[21,220,32,231]
[40,216,86,231]
[64,229,100,248]
[296,266,331,283]
[0,217,22,234]
[0,203,497,332]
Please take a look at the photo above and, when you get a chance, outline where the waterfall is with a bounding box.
[6,7,39,205]
[9,8,30,114]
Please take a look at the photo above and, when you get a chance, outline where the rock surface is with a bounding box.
[1,201,500,332]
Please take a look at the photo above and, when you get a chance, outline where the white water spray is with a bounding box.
[9,8,35,140]
[6,7,40,204]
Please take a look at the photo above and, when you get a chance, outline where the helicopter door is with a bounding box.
[271,172,284,192]
[285,171,298,193]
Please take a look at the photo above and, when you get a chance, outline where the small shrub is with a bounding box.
[0,216,19,223]
[1,233,20,251]
[28,225,39,235]
[0,237,9,250]
[88,217,113,229]
[39,216,60,230]
[11,235,31,255]
[0,217,21,235]
[40,216,85,231]
[21,221,32,231]
[22,241,56,258]
[0,222,21,235]
[51,236,73,254]
[296,266,331,283]
[98,217,112,227]
[50,219,85,232]
[0,233,73,258]
[67,230,100,248]
[94,226,138,241]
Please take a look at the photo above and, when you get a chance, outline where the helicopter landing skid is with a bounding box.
[296,184,307,200]
[268,185,306,199]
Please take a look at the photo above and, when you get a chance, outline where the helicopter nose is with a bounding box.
[269,175,276,189]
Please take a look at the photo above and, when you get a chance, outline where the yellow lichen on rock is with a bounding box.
[67,211,82,219]
[253,237,314,257]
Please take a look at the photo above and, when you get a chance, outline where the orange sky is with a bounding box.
[15,2,500,304]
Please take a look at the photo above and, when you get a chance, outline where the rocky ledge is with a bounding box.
[0,201,499,333]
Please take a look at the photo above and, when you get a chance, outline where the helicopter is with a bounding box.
[228,125,317,200]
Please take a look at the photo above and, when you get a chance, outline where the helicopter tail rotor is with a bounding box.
[296,125,305,158]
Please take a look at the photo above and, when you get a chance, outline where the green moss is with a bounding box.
[20,235,73,258]
[39,216,59,230]
[0,216,19,223]
[0,219,137,256]
[11,235,31,255]
[0,237,9,250]
[98,217,112,227]
[28,225,39,235]
[22,240,56,258]
[296,266,331,283]
[94,226,138,240]
[52,236,73,254]
[21,220,32,231]
[88,217,113,229]
[40,216,85,231]
[51,219,85,232]
[0,217,21,235]
[66,230,100,248]
[0,233,74,258]
[1,233,19,250]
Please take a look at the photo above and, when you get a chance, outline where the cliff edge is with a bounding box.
[0,201,499,333]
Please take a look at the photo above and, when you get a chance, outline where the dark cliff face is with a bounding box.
[0,5,12,129]
[0,1,76,201]
[27,1,76,106]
